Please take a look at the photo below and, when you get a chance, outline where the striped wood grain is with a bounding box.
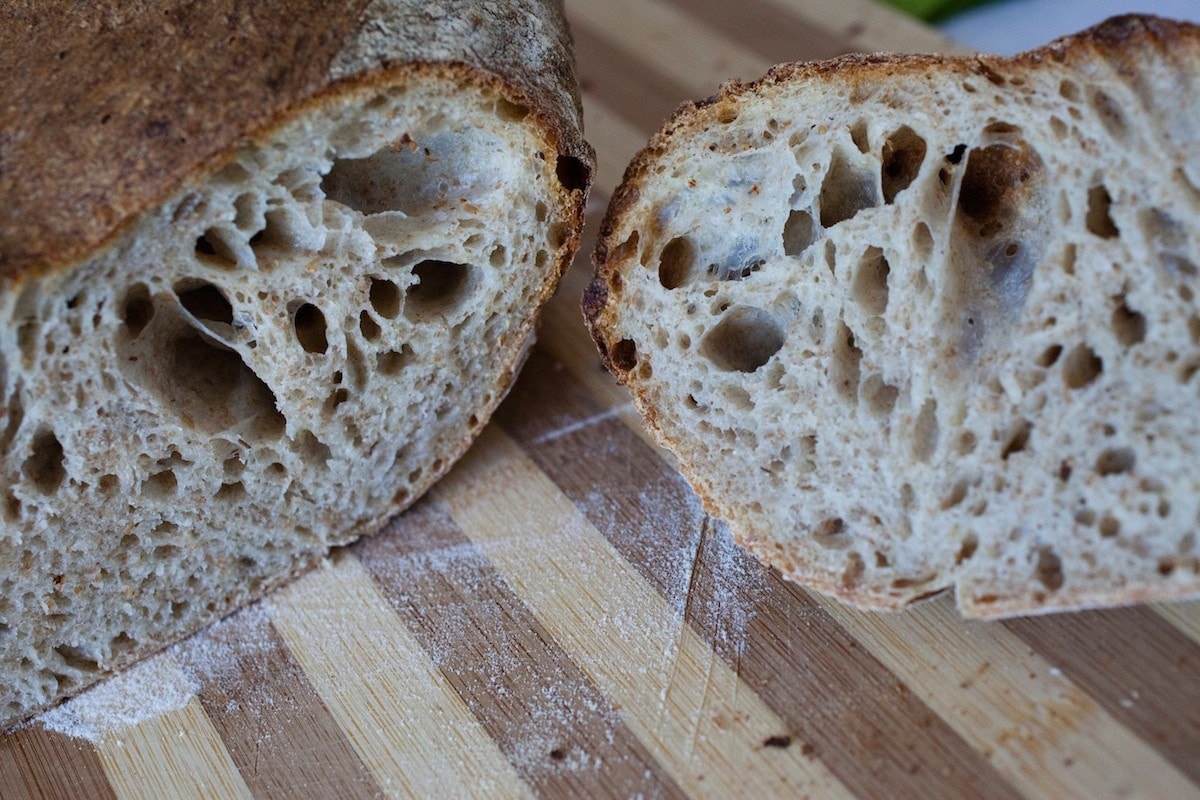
[3,0,1200,798]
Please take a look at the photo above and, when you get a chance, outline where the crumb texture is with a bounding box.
[591,17,1200,617]
[0,78,575,728]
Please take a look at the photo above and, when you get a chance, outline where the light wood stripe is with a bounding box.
[0,727,116,800]
[1006,609,1200,785]
[436,425,856,800]
[182,607,383,799]
[568,0,772,95]
[267,556,533,800]
[572,25,694,135]
[497,354,1026,800]
[758,0,965,55]
[664,0,847,64]
[355,499,688,799]
[1155,601,1200,648]
[821,596,1200,800]
[94,674,252,800]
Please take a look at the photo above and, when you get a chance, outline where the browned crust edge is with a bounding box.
[582,14,1200,619]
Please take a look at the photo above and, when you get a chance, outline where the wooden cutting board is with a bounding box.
[4,1,1200,798]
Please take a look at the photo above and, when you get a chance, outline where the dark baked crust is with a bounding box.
[0,0,594,280]
[585,14,1198,363]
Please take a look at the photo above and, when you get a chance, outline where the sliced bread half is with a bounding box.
[586,15,1199,618]
[0,0,592,729]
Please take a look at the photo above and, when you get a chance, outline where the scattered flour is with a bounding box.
[35,652,197,742]
[30,600,280,742]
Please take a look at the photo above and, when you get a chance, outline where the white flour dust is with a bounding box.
[30,601,279,743]
[35,652,197,742]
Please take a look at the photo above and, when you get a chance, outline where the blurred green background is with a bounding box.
[882,0,997,21]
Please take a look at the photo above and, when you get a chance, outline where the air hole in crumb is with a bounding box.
[957,142,1041,234]
[701,307,785,373]
[139,326,285,439]
[1060,243,1077,276]
[881,126,927,203]
[819,147,880,227]
[1035,547,1063,592]
[943,478,969,509]
[122,284,155,338]
[54,645,99,674]
[1085,186,1119,238]
[861,374,898,416]
[556,155,590,193]
[359,311,381,341]
[1000,419,1032,459]
[849,120,870,153]
[830,321,862,401]
[1059,80,1081,102]
[1090,90,1128,141]
[956,534,979,564]
[912,398,939,463]
[1036,344,1062,368]
[24,429,65,494]
[782,210,814,257]
[294,303,328,354]
[369,279,402,319]
[852,247,890,315]
[407,260,470,316]
[378,345,414,376]
[176,281,233,326]
[549,747,566,761]
[1095,447,1135,476]
[814,517,850,549]
[1111,300,1146,346]
[1062,344,1102,389]
[145,469,177,499]
[763,735,792,749]
[216,481,246,501]
[610,231,640,265]
[912,222,933,262]
[659,237,697,289]
[1099,514,1120,538]
[842,552,865,587]
[611,339,638,372]
[496,98,529,121]
[195,229,235,267]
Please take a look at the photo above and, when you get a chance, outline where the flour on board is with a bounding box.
[35,652,197,742]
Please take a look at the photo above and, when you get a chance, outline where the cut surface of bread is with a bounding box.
[586,15,1200,619]
[0,0,591,729]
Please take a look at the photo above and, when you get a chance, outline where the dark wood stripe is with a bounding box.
[664,0,852,64]
[179,609,383,800]
[497,348,1025,800]
[1006,608,1200,783]
[572,24,699,134]
[0,726,116,800]
[354,499,687,800]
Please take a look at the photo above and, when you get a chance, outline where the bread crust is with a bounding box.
[0,0,594,282]
[585,14,1200,617]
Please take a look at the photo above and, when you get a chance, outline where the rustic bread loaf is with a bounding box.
[586,15,1200,618]
[0,0,591,729]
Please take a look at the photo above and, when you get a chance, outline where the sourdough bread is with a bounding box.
[586,15,1199,618]
[0,0,592,729]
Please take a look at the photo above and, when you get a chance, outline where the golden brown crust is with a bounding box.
[0,0,593,280]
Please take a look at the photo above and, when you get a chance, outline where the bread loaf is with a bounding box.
[0,0,591,728]
[586,15,1199,618]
